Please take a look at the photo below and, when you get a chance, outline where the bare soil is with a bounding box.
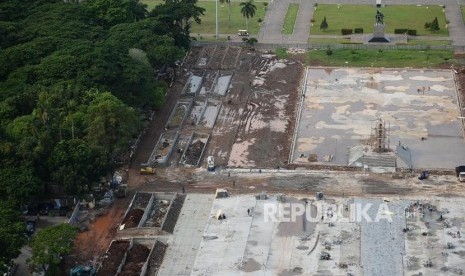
[119,243,151,276]
[121,208,144,229]
[185,139,205,165]
[97,240,130,276]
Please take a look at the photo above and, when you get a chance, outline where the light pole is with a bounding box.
[281,28,284,44]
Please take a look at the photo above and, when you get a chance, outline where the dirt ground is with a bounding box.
[96,240,130,276]
[62,195,131,272]
[64,47,465,274]
[119,243,151,276]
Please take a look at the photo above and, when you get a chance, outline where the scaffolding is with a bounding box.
[371,117,391,153]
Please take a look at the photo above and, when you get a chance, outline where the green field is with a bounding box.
[311,5,448,36]
[406,39,451,46]
[142,0,267,35]
[191,1,266,35]
[282,4,299,34]
[143,0,163,10]
[307,49,453,68]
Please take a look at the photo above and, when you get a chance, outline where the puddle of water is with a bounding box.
[241,258,261,272]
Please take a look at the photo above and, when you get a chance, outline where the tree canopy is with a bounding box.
[30,223,78,274]
[240,0,257,31]
[0,0,204,265]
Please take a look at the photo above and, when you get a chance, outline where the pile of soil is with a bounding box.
[121,208,144,228]
[185,140,205,165]
[119,244,151,276]
[162,194,186,233]
[147,241,168,275]
[97,240,130,276]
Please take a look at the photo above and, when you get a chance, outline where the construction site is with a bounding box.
[67,46,465,276]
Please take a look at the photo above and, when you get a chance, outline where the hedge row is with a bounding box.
[340,28,417,36]
[341,28,364,35]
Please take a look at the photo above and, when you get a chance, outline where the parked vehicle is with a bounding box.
[207,156,215,171]
[418,171,429,180]
[456,166,465,182]
[116,184,128,198]
[459,172,465,182]
[38,202,54,215]
[238,30,249,36]
[140,167,156,175]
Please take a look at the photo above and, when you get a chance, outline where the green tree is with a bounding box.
[320,16,328,31]
[84,91,140,165]
[0,166,42,204]
[0,202,26,272]
[48,139,106,195]
[0,0,190,208]
[149,0,205,49]
[30,224,77,274]
[240,0,257,31]
[429,17,440,31]
[84,0,148,26]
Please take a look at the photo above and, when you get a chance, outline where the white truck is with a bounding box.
[207,156,215,171]
[459,172,465,182]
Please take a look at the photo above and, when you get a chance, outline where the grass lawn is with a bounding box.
[143,0,163,11]
[307,49,453,68]
[141,0,267,35]
[311,5,448,36]
[190,1,267,35]
[406,39,451,45]
[282,4,299,34]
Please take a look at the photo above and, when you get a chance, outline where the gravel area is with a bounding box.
[162,194,186,233]
[147,241,168,275]
[358,198,408,276]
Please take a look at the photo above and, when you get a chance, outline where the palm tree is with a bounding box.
[240,0,257,31]
[219,0,231,28]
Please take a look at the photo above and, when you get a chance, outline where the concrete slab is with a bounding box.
[159,193,465,275]
[158,194,214,276]
[292,68,465,169]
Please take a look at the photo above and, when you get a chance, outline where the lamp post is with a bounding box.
[281,28,284,44]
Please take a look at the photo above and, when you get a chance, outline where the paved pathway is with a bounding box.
[258,0,465,52]
[157,194,214,276]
